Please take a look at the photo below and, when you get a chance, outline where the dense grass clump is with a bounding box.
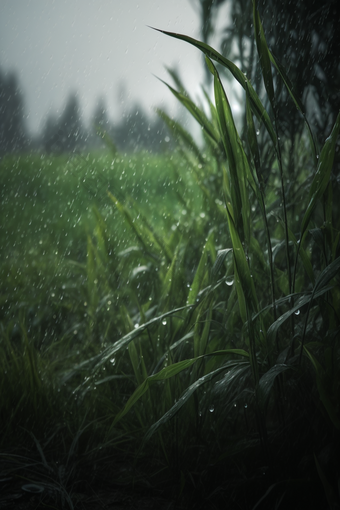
[1,3,340,509]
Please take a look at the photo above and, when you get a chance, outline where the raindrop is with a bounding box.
[225,276,234,286]
[134,323,139,329]
[256,130,260,136]
[294,309,300,315]
[162,319,167,326]
[209,405,215,413]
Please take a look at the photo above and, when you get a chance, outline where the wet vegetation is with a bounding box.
[1,2,340,509]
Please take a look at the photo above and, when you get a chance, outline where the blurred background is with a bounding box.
[1,0,339,155]
[0,0,212,154]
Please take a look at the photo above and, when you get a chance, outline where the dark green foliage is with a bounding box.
[1,5,340,509]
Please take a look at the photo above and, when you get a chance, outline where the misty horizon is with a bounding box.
[0,0,213,136]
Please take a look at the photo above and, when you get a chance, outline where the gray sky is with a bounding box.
[0,0,210,135]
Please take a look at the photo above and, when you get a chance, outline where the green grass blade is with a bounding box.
[187,230,214,305]
[300,111,340,240]
[156,108,205,164]
[245,85,262,185]
[253,0,275,107]
[267,285,335,345]
[108,192,159,259]
[113,350,248,426]
[145,359,249,441]
[206,56,251,243]
[226,207,258,313]
[153,27,277,145]
[157,77,220,144]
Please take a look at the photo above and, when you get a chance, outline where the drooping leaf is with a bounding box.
[157,77,220,144]
[253,0,275,107]
[152,27,277,145]
[144,359,249,440]
[300,111,340,239]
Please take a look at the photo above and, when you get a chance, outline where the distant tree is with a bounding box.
[0,68,28,155]
[89,96,114,149]
[42,93,86,153]
[110,103,169,153]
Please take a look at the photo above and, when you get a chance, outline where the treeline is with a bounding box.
[0,68,169,156]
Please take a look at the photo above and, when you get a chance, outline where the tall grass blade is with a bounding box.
[206,56,251,244]
[226,207,258,313]
[145,360,249,441]
[187,230,214,305]
[156,78,220,144]
[153,27,277,145]
[113,351,248,427]
[253,0,275,107]
[300,111,340,241]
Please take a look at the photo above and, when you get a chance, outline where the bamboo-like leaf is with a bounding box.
[267,285,334,344]
[161,244,180,306]
[212,248,233,277]
[86,236,98,314]
[194,301,213,357]
[92,205,109,262]
[73,305,192,373]
[129,195,173,263]
[145,359,249,440]
[253,0,275,107]
[226,207,258,313]
[128,341,144,386]
[206,56,251,243]
[234,264,247,323]
[245,85,262,185]
[187,231,214,305]
[113,351,249,427]
[157,77,220,144]
[153,27,277,145]
[314,255,340,292]
[300,111,340,239]
[108,192,159,259]
[283,221,315,286]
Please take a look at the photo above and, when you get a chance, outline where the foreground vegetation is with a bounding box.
[1,4,340,509]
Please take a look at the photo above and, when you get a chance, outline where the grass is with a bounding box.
[1,4,340,509]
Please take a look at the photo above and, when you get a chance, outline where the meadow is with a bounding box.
[1,5,340,509]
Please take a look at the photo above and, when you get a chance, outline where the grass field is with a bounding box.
[1,5,340,509]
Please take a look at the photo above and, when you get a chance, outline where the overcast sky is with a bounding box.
[0,0,218,135]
